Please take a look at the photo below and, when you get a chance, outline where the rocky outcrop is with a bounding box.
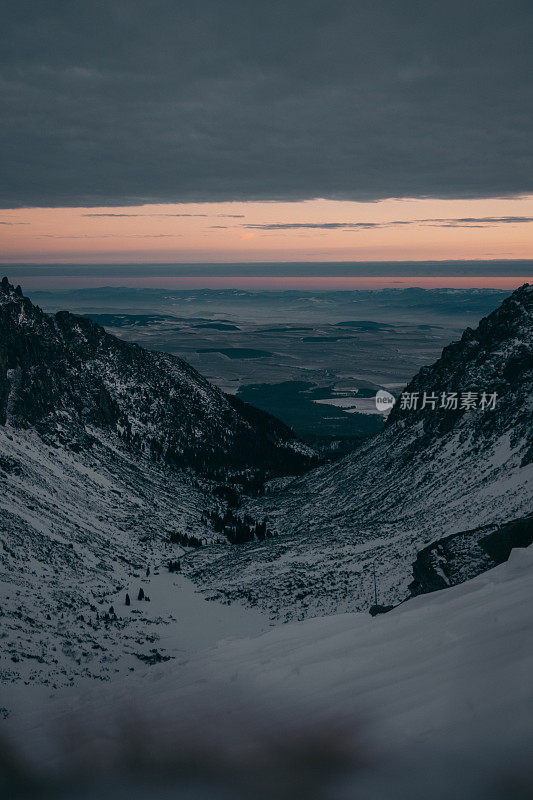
[408,514,533,597]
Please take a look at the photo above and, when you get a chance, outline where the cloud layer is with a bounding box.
[1,1,532,208]
[244,216,533,230]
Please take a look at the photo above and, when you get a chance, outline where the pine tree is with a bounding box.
[138,587,145,601]
[125,593,130,606]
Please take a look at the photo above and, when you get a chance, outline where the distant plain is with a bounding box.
[27,282,519,444]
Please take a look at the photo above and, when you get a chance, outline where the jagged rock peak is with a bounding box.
[1,276,25,301]
[386,282,532,429]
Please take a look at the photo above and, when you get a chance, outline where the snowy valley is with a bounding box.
[0,279,532,799]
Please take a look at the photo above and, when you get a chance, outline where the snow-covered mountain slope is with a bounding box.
[0,422,220,686]
[5,548,533,799]
[0,277,314,480]
[188,285,533,618]
[0,277,314,686]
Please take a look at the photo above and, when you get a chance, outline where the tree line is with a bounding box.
[210,509,275,545]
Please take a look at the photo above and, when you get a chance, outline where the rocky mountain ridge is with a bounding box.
[189,285,533,618]
[0,277,315,482]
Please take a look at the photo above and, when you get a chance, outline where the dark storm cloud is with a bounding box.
[1,0,531,208]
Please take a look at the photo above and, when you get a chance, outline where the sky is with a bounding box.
[1,197,533,264]
[1,1,532,265]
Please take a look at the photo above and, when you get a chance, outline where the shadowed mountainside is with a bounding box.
[0,277,315,482]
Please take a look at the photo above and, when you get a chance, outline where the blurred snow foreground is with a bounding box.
[2,547,532,799]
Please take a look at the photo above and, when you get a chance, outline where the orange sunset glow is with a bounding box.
[1,196,532,264]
